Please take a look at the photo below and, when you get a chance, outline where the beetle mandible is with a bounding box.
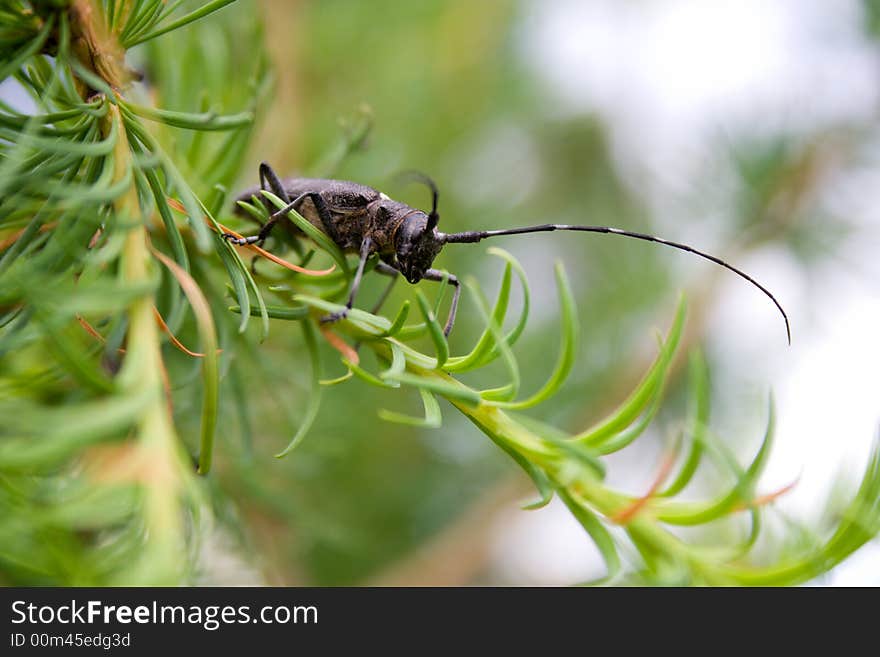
[223,162,790,342]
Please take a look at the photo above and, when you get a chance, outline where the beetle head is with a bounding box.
[395,211,443,283]
[390,172,447,283]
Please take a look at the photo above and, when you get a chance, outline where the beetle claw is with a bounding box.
[221,232,248,246]
[320,309,350,325]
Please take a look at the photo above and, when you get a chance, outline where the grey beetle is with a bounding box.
[224,162,790,341]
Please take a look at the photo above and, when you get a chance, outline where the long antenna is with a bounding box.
[442,223,791,344]
[396,170,440,230]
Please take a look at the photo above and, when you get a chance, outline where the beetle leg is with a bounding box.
[223,191,341,247]
[224,162,290,247]
[296,191,342,244]
[370,262,400,315]
[351,262,400,353]
[253,162,291,251]
[254,164,313,258]
[421,268,461,336]
[259,162,290,203]
[321,237,374,325]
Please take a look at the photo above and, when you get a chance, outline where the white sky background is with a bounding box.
[490,0,880,585]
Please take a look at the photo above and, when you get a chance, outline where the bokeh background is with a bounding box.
[172,0,880,584]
